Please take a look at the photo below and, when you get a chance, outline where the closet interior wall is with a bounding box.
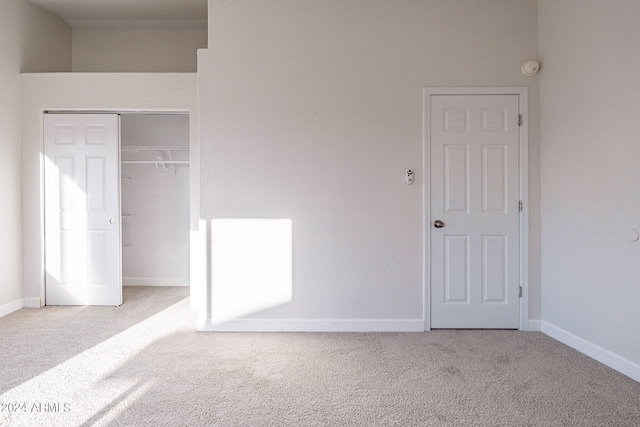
[120,114,190,287]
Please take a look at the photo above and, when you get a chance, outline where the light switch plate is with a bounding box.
[405,169,414,185]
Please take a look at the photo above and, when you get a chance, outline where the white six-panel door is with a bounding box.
[44,114,121,306]
[430,95,520,328]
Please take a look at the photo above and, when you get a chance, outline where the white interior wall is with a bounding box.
[538,0,640,381]
[0,0,70,316]
[72,28,207,72]
[199,0,540,329]
[120,114,190,286]
[21,73,200,307]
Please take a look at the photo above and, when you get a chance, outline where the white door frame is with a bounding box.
[41,109,194,306]
[21,73,200,312]
[423,87,529,331]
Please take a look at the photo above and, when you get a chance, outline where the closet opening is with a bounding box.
[120,113,190,290]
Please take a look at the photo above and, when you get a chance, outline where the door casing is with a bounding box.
[41,110,194,307]
[423,87,529,331]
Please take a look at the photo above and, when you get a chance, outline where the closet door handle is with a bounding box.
[109,218,116,225]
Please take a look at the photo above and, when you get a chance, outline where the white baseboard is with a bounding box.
[123,277,189,287]
[197,318,543,333]
[23,298,42,308]
[0,299,24,318]
[527,319,541,332]
[197,318,425,332]
[541,321,640,383]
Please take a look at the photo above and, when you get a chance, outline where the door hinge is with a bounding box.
[519,286,523,298]
[519,200,523,212]
[518,114,522,126]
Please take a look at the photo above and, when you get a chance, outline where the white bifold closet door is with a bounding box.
[44,114,122,306]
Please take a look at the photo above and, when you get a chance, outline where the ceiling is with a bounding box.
[28,0,208,28]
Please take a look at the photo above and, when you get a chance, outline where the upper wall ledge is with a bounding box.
[66,19,207,30]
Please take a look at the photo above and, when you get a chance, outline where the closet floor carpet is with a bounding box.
[1,287,639,426]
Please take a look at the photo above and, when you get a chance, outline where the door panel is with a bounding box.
[482,235,507,303]
[444,234,470,303]
[44,114,121,306]
[444,145,469,212]
[431,95,519,328]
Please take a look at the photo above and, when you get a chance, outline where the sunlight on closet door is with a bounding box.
[43,114,122,306]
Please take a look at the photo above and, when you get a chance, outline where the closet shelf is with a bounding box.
[122,145,189,152]
[121,145,189,174]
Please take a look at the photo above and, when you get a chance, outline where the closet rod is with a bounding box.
[121,160,190,164]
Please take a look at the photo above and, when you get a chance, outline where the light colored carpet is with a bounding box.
[0,287,638,426]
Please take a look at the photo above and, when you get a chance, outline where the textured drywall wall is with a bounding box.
[199,0,539,325]
[539,0,640,371]
[0,0,70,312]
[72,28,207,72]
